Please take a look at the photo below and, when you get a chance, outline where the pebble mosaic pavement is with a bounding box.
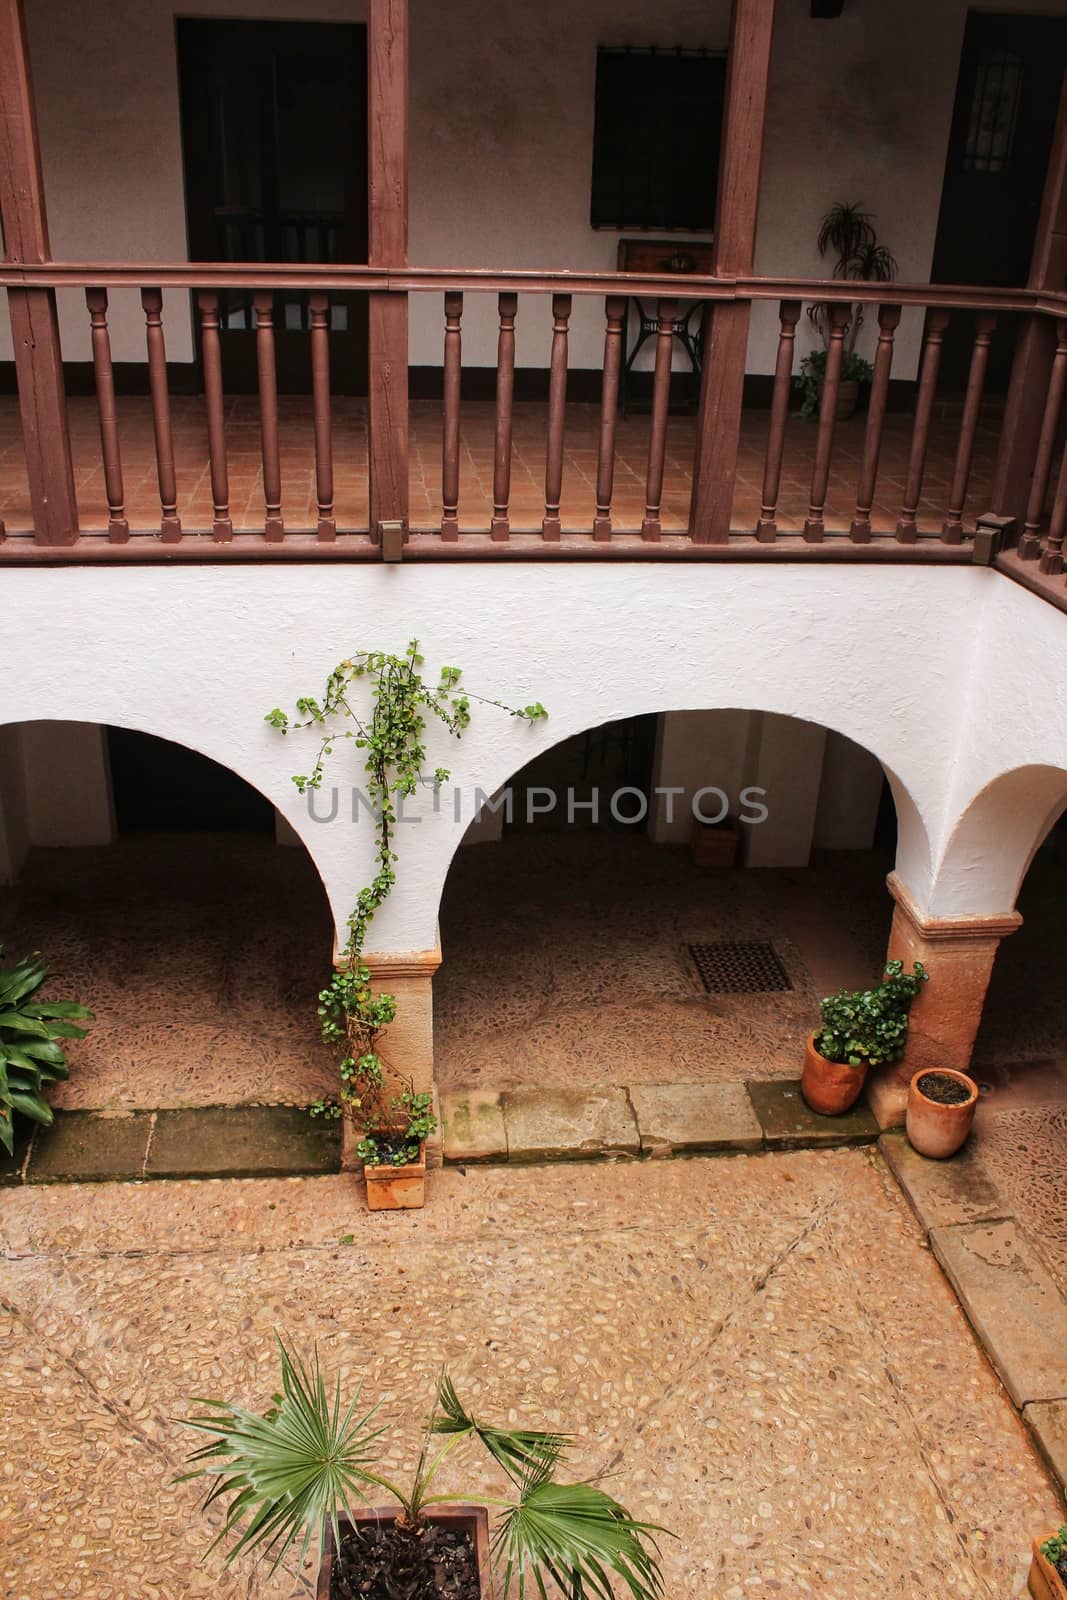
[0,1150,1061,1599]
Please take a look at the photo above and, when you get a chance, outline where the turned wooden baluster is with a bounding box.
[803,303,851,542]
[1041,429,1067,575]
[253,293,284,540]
[197,292,233,542]
[593,296,626,540]
[896,309,950,542]
[850,304,901,542]
[1019,322,1067,560]
[441,291,463,540]
[942,313,997,543]
[640,298,677,541]
[756,299,801,541]
[491,293,517,541]
[140,289,181,541]
[309,294,335,540]
[85,289,129,542]
[542,293,572,540]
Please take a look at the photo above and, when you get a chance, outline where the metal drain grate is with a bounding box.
[687,940,793,995]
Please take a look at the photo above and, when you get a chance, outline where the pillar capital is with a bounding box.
[886,872,1023,943]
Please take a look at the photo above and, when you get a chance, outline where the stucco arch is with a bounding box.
[929,764,1067,918]
[427,702,932,956]
[0,713,335,916]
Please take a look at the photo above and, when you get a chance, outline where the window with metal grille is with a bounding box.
[590,46,726,231]
[963,48,1024,173]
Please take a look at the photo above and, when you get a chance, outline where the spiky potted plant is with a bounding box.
[800,958,927,1116]
[799,201,898,421]
[181,1335,670,1599]
[268,642,546,1210]
[0,945,93,1161]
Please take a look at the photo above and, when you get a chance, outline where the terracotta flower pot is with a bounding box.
[364,1138,427,1210]
[906,1069,978,1159]
[800,1032,867,1116]
[317,1505,493,1598]
[1029,1536,1067,1600]
[835,378,860,421]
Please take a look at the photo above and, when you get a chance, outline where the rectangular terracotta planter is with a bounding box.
[364,1141,426,1210]
[1030,1538,1067,1600]
[316,1504,493,1597]
[690,821,740,867]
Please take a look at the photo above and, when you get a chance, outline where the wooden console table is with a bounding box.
[616,238,715,412]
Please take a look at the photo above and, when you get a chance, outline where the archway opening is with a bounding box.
[435,708,910,1095]
[0,720,335,1116]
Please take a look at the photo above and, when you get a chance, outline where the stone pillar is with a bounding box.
[336,942,442,1169]
[865,873,1021,1127]
[21,722,116,847]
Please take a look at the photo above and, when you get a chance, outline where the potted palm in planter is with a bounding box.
[799,201,898,421]
[1030,1525,1067,1600]
[801,959,927,1116]
[181,1336,670,1599]
[0,945,93,1158]
[268,642,546,1211]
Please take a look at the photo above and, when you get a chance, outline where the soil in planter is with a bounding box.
[367,1131,419,1165]
[916,1072,972,1105]
[333,1519,479,1600]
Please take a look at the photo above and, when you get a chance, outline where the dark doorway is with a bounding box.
[107,729,274,833]
[931,11,1067,389]
[176,18,369,394]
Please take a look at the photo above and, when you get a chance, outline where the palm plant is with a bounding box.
[181,1337,670,1598]
[0,946,93,1155]
[809,201,898,355]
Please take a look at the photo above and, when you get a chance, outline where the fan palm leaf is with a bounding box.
[178,1336,393,1575]
[493,1469,669,1600]
[431,1374,570,1483]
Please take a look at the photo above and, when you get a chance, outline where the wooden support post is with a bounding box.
[367,0,409,545]
[990,70,1067,529]
[690,0,776,543]
[0,0,78,545]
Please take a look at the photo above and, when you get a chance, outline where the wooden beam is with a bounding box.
[0,0,77,544]
[690,0,776,543]
[991,67,1067,533]
[367,0,409,540]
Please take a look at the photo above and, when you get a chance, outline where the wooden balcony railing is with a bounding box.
[2,260,1067,602]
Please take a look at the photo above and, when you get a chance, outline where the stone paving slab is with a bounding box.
[930,1218,1067,1409]
[440,1089,508,1162]
[502,1086,640,1162]
[27,1110,153,1183]
[629,1081,762,1155]
[146,1105,340,1180]
[879,1129,1010,1229]
[746,1078,880,1148]
[1024,1401,1067,1490]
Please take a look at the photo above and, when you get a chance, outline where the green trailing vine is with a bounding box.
[266,641,547,1166]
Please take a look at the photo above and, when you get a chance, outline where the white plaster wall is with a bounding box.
[742,710,826,869]
[649,708,750,843]
[813,729,884,851]
[3,564,1067,952]
[7,0,1067,375]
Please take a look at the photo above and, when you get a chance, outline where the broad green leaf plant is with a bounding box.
[0,946,93,1154]
[815,958,927,1068]
[266,642,546,1166]
[181,1336,669,1598]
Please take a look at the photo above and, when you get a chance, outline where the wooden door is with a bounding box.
[177,19,368,394]
[931,12,1067,389]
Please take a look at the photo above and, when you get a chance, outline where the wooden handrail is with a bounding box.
[0,260,1057,315]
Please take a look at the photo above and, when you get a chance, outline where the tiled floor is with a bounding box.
[0,393,1005,537]
[0,1151,1061,1599]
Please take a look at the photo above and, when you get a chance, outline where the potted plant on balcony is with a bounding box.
[181,1336,670,1599]
[798,201,898,421]
[906,1068,979,1160]
[0,946,93,1158]
[267,642,546,1210]
[801,958,928,1116]
[1031,1526,1067,1600]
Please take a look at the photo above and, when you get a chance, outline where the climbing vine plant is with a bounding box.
[266,641,547,1165]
